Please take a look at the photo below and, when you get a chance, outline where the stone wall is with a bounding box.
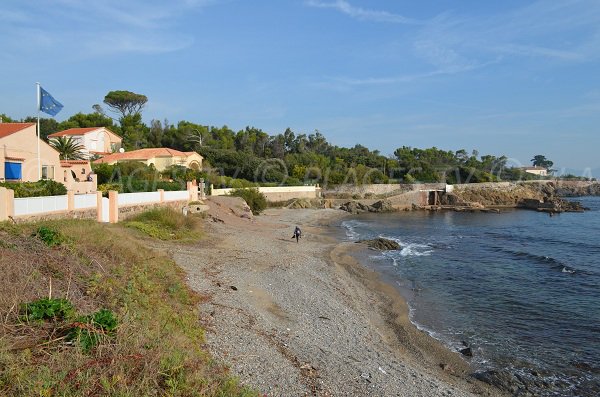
[11,208,98,224]
[323,183,446,198]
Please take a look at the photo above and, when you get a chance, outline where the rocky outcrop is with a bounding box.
[339,200,395,214]
[518,197,586,213]
[357,237,400,250]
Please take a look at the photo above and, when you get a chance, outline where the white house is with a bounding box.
[522,166,548,176]
[48,127,122,158]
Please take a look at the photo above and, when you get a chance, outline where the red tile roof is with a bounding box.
[0,123,35,139]
[94,148,198,163]
[48,127,100,137]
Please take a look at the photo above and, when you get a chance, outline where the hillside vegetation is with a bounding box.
[0,216,257,396]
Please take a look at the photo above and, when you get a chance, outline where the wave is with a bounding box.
[493,247,582,275]
[340,220,370,241]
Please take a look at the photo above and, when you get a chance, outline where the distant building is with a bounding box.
[521,166,548,176]
[93,147,203,172]
[48,127,122,158]
[0,123,96,193]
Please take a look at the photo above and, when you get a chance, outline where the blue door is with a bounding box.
[4,162,22,180]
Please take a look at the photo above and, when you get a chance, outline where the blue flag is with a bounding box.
[39,86,63,116]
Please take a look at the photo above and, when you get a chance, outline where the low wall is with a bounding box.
[323,183,446,198]
[211,186,320,202]
[11,208,99,224]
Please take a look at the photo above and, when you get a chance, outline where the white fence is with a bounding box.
[74,193,97,209]
[14,195,69,217]
[118,192,161,207]
[211,185,320,202]
[164,190,190,202]
[5,189,192,220]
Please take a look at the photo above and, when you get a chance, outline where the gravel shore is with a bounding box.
[170,197,504,396]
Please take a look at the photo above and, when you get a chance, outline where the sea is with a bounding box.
[340,196,600,396]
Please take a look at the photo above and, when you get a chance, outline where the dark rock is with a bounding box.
[439,363,451,371]
[357,238,400,250]
[230,285,238,291]
[369,200,395,213]
[459,347,473,357]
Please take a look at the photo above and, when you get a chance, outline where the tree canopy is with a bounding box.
[531,155,554,170]
[102,90,148,119]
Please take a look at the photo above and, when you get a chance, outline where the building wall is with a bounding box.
[0,125,63,183]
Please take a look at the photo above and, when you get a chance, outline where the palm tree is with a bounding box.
[49,136,86,160]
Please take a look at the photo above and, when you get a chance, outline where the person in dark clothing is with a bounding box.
[292,226,302,243]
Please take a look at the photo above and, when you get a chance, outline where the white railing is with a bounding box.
[118,191,161,206]
[211,186,319,196]
[164,190,189,201]
[74,193,97,209]
[14,195,69,216]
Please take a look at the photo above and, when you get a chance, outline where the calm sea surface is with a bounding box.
[340,196,600,396]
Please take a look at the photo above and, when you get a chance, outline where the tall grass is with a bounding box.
[125,207,202,240]
[0,219,257,396]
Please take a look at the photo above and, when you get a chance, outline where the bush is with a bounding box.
[35,226,65,247]
[20,297,75,322]
[229,188,267,215]
[68,308,118,352]
[0,180,67,197]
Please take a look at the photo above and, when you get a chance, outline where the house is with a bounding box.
[0,123,96,193]
[522,166,548,176]
[47,127,122,158]
[93,148,203,172]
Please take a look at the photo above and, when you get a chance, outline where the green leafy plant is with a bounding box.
[68,309,118,352]
[229,188,267,215]
[35,226,64,247]
[20,298,75,322]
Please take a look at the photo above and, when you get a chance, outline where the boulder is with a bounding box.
[357,237,400,250]
[370,200,395,213]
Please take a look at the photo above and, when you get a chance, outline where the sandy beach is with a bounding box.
[170,197,504,396]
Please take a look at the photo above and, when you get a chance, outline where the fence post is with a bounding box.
[108,190,119,223]
[67,191,75,211]
[0,187,14,221]
[96,191,103,222]
[187,181,198,202]
[199,178,205,199]
[158,189,165,203]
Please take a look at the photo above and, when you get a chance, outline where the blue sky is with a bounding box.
[2,0,600,173]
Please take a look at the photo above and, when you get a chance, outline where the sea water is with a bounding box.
[341,196,600,396]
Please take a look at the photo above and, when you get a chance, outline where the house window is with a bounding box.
[4,162,22,180]
[82,168,86,175]
[41,165,55,180]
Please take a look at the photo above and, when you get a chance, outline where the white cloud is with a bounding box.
[305,0,420,25]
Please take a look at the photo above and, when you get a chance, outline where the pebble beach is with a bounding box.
[170,197,504,396]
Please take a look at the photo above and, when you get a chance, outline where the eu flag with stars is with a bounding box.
[39,86,63,116]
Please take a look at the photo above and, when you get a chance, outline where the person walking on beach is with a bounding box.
[292,226,302,243]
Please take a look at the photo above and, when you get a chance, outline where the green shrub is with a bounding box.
[35,226,64,247]
[229,188,267,215]
[0,180,67,197]
[20,298,75,322]
[125,207,200,240]
[68,308,118,352]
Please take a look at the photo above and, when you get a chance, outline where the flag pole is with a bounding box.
[36,82,41,180]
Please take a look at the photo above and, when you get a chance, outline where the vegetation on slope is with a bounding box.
[0,219,257,396]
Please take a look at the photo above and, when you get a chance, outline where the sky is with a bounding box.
[1,0,600,174]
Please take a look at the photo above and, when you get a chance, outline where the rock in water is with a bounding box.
[357,238,400,250]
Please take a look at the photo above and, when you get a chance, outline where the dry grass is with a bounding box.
[125,207,203,241]
[0,219,257,396]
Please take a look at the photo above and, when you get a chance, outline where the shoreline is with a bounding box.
[173,198,504,396]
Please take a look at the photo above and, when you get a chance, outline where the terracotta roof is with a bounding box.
[48,127,100,137]
[4,156,25,161]
[94,148,198,163]
[61,160,89,165]
[0,123,36,139]
[522,166,547,170]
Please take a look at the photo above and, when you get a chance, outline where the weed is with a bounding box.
[229,188,267,215]
[35,226,64,247]
[125,207,201,240]
[19,297,75,322]
[68,309,118,353]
